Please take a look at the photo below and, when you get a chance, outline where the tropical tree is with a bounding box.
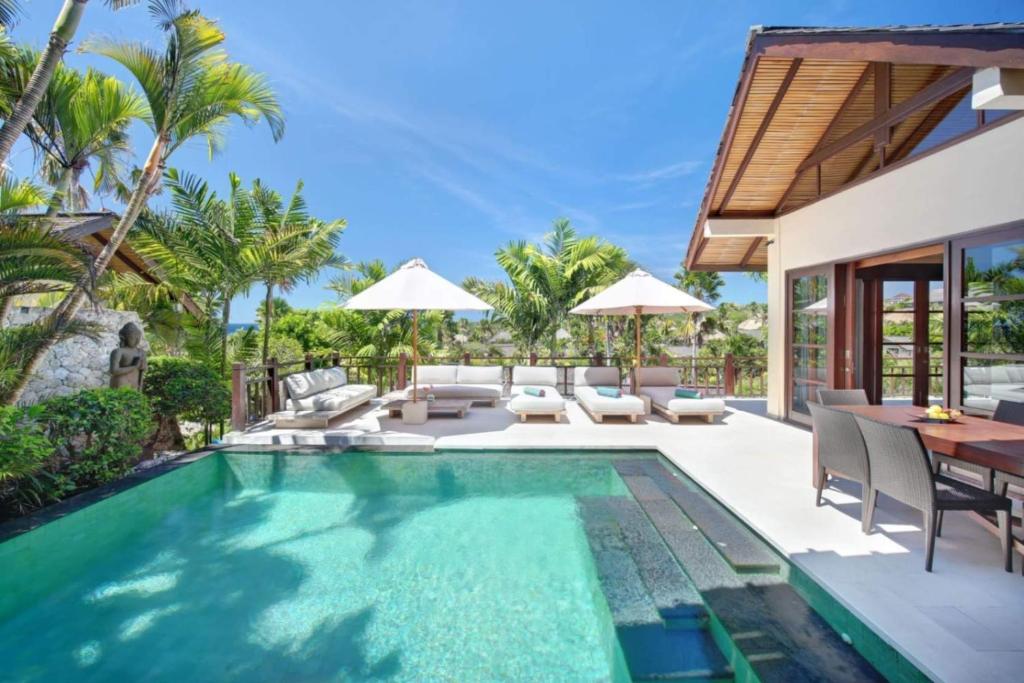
[130,169,261,377]
[674,264,724,355]
[0,0,139,170]
[466,219,631,355]
[0,178,94,402]
[247,179,346,364]
[6,1,284,405]
[1,55,147,214]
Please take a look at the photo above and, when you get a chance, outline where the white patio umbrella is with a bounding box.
[343,258,492,401]
[570,268,713,393]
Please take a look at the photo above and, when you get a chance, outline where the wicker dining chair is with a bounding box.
[854,414,1013,573]
[808,402,872,531]
[816,389,869,406]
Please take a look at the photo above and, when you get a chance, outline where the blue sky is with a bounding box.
[8,0,1021,321]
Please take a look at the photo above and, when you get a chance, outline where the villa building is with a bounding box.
[684,24,1024,425]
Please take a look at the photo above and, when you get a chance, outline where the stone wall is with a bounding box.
[4,306,148,406]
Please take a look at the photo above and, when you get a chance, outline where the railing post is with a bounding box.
[463,352,471,366]
[331,351,340,367]
[304,352,313,371]
[267,357,281,414]
[659,353,669,366]
[594,351,604,367]
[397,352,408,390]
[231,362,247,432]
[724,353,735,396]
[529,352,537,366]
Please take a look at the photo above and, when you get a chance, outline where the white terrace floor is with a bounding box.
[225,398,1024,683]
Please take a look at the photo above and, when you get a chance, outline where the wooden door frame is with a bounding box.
[785,263,841,426]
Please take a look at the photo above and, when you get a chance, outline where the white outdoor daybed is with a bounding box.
[573,366,645,423]
[405,365,504,405]
[635,367,726,423]
[274,367,376,427]
[508,366,566,422]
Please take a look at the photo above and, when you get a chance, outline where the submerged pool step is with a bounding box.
[577,497,733,682]
[614,460,780,574]
[620,474,884,683]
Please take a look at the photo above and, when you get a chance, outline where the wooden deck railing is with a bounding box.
[230,352,768,430]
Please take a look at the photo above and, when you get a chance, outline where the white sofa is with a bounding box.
[508,366,566,422]
[573,366,645,423]
[962,365,1024,412]
[635,367,725,423]
[277,367,376,426]
[406,365,504,405]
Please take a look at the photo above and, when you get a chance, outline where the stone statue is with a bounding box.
[109,322,147,390]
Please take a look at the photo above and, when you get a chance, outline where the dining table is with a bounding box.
[823,404,1024,549]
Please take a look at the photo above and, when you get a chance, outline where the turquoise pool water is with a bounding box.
[0,452,640,682]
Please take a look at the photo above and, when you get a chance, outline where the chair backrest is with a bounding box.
[853,415,935,511]
[512,365,556,387]
[993,400,1024,427]
[807,403,870,484]
[816,389,869,406]
[636,367,681,387]
[574,366,620,388]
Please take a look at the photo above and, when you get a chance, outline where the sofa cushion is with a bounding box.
[457,365,503,385]
[513,365,557,387]
[286,384,375,411]
[575,386,645,415]
[990,367,1012,384]
[284,369,334,400]
[406,383,502,400]
[963,367,990,385]
[1008,366,1024,383]
[508,391,566,413]
[641,387,724,415]
[637,367,680,387]
[415,365,458,384]
[574,366,620,388]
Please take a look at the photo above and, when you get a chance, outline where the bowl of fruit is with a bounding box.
[920,405,962,424]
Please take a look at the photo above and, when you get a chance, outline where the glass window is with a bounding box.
[790,273,828,419]
[963,238,1024,298]
[961,358,1024,412]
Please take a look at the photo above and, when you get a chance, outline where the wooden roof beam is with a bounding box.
[719,59,803,211]
[795,66,973,174]
[739,237,764,267]
[774,64,871,214]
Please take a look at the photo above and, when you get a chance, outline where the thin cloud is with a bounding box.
[617,160,703,183]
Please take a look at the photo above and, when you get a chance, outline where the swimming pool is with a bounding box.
[0,450,905,682]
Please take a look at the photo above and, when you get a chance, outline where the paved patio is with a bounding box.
[225,398,1024,682]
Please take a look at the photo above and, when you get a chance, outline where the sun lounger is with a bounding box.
[508,366,566,422]
[635,367,725,423]
[573,366,645,423]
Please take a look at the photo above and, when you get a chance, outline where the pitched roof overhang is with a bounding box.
[684,24,1024,272]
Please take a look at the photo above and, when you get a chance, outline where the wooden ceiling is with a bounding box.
[685,25,1024,272]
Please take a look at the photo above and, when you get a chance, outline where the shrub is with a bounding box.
[0,405,66,516]
[45,388,154,489]
[144,356,230,450]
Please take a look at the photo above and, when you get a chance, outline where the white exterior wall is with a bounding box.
[764,116,1024,418]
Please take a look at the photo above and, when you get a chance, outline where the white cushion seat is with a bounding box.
[636,367,725,423]
[573,367,644,423]
[508,366,565,421]
[287,384,376,411]
[277,367,375,427]
[404,365,504,404]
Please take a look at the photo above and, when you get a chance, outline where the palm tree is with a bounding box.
[0,177,94,403]
[0,0,139,170]
[1,53,146,214]
[674,264,724,357]
[466,219,631,355]
[6,1,284,405]
[130,169,261,377]
[247,179,346,365]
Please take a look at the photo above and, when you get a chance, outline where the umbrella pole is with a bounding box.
[634,306,641,395]
[412,310,419,403]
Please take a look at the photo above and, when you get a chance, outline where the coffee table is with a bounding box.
[383,398,472,419]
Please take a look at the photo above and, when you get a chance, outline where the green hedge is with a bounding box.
[0,387,154,520]
[145,356,230,425]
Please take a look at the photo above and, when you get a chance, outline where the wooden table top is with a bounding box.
[835,404,1024,478]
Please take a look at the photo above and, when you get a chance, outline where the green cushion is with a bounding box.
[523,387,546,397]
[597,386,622,398]
[674,388,702,399]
